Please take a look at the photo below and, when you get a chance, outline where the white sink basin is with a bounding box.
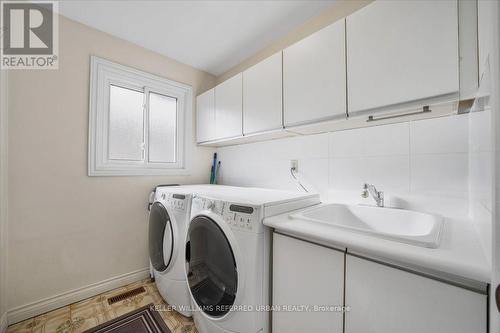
[290,204,444,248]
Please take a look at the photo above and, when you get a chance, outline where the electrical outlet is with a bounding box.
[290,159,298,171]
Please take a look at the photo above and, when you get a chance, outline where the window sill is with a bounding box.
[88,167,191,177]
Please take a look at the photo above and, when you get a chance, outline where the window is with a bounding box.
[88,56,192,176]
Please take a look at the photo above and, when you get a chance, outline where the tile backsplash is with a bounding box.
[217,110,493,261]
[468,109,493,262]
[218,114,471,204]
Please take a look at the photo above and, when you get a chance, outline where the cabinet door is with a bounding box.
[273,233,344,333]
[478,0,493,79]
[196,88,215,143]
[243,52,282,134]
[283,19,346,127]
[345,255,486,333]
[347,1,459,113]
[215,73,243,139]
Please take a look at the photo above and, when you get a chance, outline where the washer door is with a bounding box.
[186,216,237,317]
[149,202,174,272]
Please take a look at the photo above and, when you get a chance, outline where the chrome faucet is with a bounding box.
[361,183,384,207]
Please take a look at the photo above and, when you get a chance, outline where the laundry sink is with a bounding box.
[290,204,443,248]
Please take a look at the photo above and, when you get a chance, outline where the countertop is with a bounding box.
[264,204,491,288]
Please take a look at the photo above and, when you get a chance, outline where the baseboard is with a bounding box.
[0,312,7,333]
[7,267,149,325]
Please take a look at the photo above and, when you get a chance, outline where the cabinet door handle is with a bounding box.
[367,105,431,122]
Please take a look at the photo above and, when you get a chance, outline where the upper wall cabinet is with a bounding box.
[215,73,243,140]
[346,1,459,113]
[196,88,216,143]
[283,19,346,127]
[478,0,493,80]
[243,52,283,134]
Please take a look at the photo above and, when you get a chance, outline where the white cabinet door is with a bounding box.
[478,0,494,79]
[273,233,344,333]
[345,255,487,333]
[196,88,215,143]
[215,73,243,139]
[283,19,346,127]
[243,52,282,134]
[347,1,459,113]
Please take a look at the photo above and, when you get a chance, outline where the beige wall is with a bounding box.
[216,0,372,84]
[7,15,215,310]
[1,69,9,329]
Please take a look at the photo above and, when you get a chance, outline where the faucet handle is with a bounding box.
[361,183,369,198]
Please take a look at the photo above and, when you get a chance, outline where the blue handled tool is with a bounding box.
[214,161,221,184]
[210,153,217,184]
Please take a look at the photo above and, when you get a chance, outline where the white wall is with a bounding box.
[218,114,472,218]
[6,15,215,318]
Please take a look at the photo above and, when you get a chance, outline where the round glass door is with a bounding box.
[186,216,237,317]
[149,202,173,272]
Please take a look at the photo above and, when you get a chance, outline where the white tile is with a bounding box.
[469,151,493,211]
[329,122,409,157]
[329,157,366,191]
[410,115,469,154]
[329,128,365,158]
[329,154,409,194]
[363,122,409,156]
[298,158,329,197]
[469,201,492,263]
[365,156,410,192]
[469,109,493,152]
[251,159,294,191]
[410,153,468,196]
[283,133,330,160]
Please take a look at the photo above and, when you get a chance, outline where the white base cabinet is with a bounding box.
[272,233,344,333]
[272,235,487,333]
[345,255,487,333]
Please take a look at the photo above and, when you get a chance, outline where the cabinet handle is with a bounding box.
[367,105,431,122]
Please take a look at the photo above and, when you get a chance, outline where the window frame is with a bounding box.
[88,56,192,176]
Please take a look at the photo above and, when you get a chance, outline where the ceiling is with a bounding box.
[58,0,336,76]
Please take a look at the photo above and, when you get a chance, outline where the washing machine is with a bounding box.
[185,188,320,333]
[149,184,230,317]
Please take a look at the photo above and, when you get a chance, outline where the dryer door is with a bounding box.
[186,216,237,317]
[149,202,174,272]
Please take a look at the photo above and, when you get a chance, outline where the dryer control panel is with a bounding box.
[157,192,187,212]
[192,196,263,233]
[223,203,259,232]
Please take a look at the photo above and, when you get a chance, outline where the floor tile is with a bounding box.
[6,278,197,333]
[6,318,33,333]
